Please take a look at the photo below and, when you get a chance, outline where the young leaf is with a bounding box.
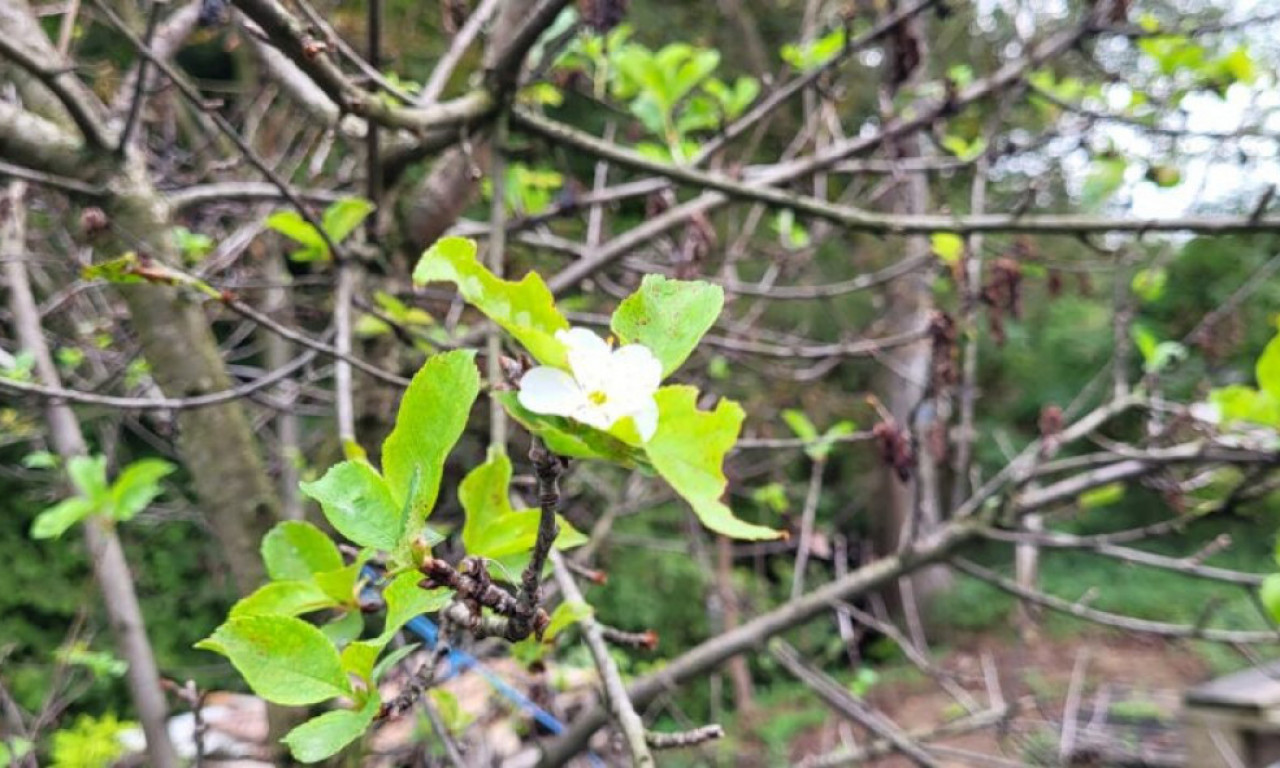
[544,600,593,641]
[321,197,375,243]
[195,615,351,705]
[108,458,175,521]
[313,557,369,605]
[782,409,818,443]
[372,642,419,682]
[459,446,587,570]
[340,640,381,683]
[261,521,345,582]
[1255,332,1280,402]
[610,275,724,377]
[1079,482,1125,509]
[67,455,108,502]
[1261,574,1280,623]
[230,581,337,618]
[413,237,570,368]
[30,497,95,539]
[375,571,452,645]
[266,211,327,262]
[381,351,480,534]
[282,695,379,763]
[320,610,365,646]
[645,386,781,540]
[300,461,403,551]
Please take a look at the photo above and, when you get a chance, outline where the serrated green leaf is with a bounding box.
[460,447,587,573]
[230,580,336,618]
[30,497,95,539]
[645,386,781,540]
[282,695,379,763]
[300,461,403,551]
[377,571,451,645]
[109,458,175,521]
[413,237,569,367]
[382,351,479,534]
[196,616,350,705]
[611,275,723,377]
[261,521,344,582]
[322,197,375,243]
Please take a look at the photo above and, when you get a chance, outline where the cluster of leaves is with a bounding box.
[552,25,760,161]
[266,196,375,263]
[28,454,175,539]
[199,236,779,761]
[415,236,781,540]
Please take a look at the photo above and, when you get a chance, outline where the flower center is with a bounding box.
[588,390,608,406]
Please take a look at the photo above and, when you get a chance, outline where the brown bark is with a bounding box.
[107,164,280,592]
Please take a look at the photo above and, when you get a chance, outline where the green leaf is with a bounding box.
[1261,574,1280,623]
[314,557,369,605]
[931,233,964,266]
[610,275,724,377]
[266,211,327,262]
[108,458,175,521]
[645,386,781,540]
[282,696,379,763]
[544,600,593,641]
[460,447,587,571]
[413,237,570,367]
[230,580,337,618]
[1210,385,1280,427]
[30,497,95,539]
[22,450,58,469]
[1131,267,1168,303]
[377,571,451,644]
[196,616,351,705]
[300,461,403,551]
[67,455,108,502]
[381,351,480,533]
[320,610,365,646]
[372,642,419,682]
[1079,482,1125,509]
[261,521,344,582]
[782,409,818,443]
[340,640,381,683]
[1256,332,1280,402]
[498,392,649,466]
[322,197,375,244]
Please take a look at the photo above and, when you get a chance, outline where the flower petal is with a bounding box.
[518,367,584,417]
[557,327,614,392]
[603,344,663,412]
[630,398,659,442]
[573,403,615,431]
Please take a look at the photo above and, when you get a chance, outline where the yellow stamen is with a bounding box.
[588,390,608,406]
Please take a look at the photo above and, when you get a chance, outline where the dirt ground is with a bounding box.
[786,629,1211,767]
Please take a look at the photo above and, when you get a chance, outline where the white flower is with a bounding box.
[517,327,662,441]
